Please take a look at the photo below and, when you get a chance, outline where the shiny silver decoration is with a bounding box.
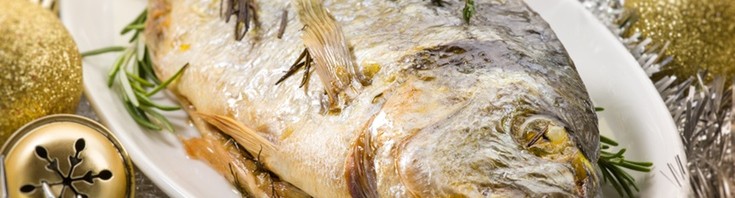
[579,0,734,197]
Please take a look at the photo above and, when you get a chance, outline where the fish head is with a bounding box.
[352,40,600,197]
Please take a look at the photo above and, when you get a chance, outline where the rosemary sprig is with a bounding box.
[220,0,258,41]
[463,0,475,24]
[595,107,653,198]
[275,48,314,90]
[82,9,187,132]
[598,135,653,197]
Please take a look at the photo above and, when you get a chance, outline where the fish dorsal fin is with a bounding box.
[197,113,277,161]
[294,0,366,110]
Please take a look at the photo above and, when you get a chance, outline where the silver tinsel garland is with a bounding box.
[579,0,734,197]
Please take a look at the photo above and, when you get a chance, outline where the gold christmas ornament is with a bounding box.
[0,0,83,143]
[624,0,735,77]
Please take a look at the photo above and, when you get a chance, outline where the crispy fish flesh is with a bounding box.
[145,0,601,197]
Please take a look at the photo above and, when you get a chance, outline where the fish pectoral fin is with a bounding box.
[345,126,379,198]
[196,112,277,161]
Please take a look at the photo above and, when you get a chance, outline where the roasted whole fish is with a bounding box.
[145,0,601,197]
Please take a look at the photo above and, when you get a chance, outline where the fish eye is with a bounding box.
[514,115,595,185]
[514,115,575,160]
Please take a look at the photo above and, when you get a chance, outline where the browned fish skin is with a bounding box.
[146,0,600,197]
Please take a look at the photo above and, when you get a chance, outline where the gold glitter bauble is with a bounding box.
[0,0,83,143]
[625,0,735,77]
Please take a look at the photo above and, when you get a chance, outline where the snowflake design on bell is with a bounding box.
[19,138,113,198]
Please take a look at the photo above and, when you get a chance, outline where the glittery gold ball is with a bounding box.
[625,0,735,77]
[0,0,83,144]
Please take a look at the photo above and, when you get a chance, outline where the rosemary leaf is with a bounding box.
[142,106,175,132]
[601,164,625,197]
[118,62,140,107]
[625,160,654,167]
[610,165,635,197]
[121,10,147,34]
[129,31,141,43]
[143,48,161,84]
[136,36,146,61]
[135,92,181,111]
[123,101,161,130]
[122,24,145,33]
[617,161,652,172]
[81,46,125,57]
[611,148,627,158]
[126,72,155,87]
[597,135,653,198]
[107,49,131,87]
[600,135,619,146]
[146,63,189,97]
[615,167,641,191]
[129,80,148,94]
[463,0,475,24]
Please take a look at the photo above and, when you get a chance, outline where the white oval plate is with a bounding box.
[61,0,689,197]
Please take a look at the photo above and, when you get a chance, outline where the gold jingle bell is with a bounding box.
[1,115,134,198]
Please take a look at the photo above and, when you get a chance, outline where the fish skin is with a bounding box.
[145,0,600,197]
